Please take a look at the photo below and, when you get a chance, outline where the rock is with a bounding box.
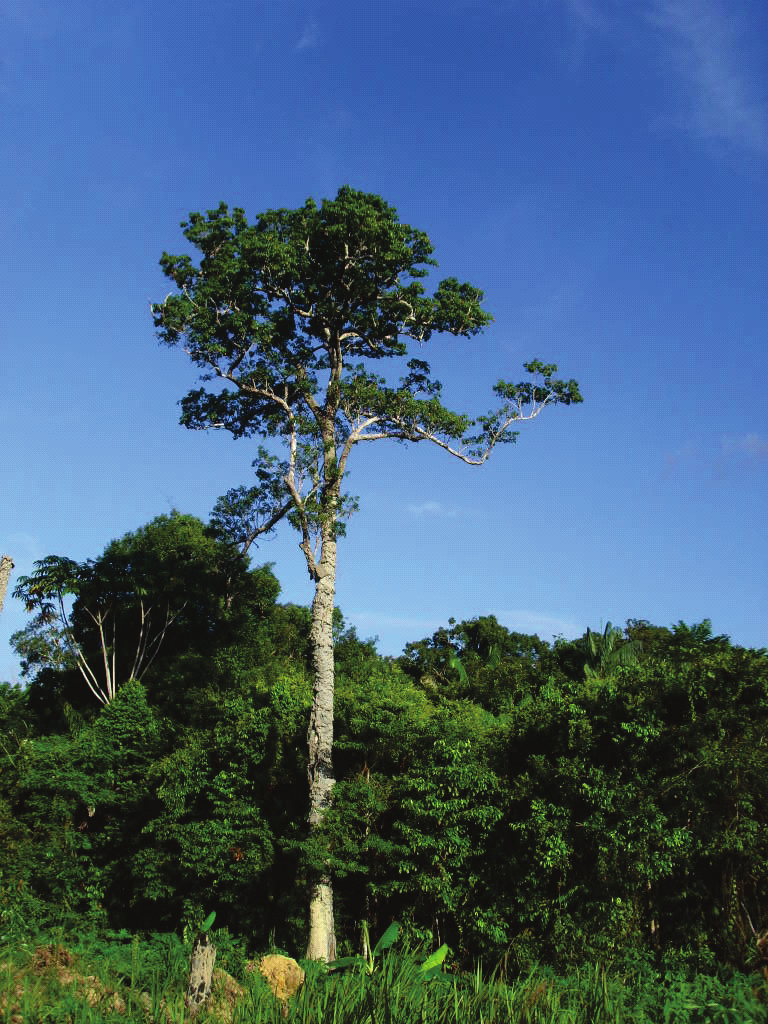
[255,954,305,1003]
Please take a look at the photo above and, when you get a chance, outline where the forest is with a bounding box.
[1,188,766,1019]
[2,511,767,985]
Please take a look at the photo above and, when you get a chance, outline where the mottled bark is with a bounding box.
[185,933,216,1014]
[0,556,13,617]
[305,526,338,962]
[306,876,336,963]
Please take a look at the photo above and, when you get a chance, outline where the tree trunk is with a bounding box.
[307,876,336,962]
[0,556,13,617]
[185,933,216,1014]
[305,527,338,962]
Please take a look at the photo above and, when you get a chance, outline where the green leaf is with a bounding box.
[420,943,449,974]
[327,956,365,972]
[372,922,401,956]
[447,650,468,687]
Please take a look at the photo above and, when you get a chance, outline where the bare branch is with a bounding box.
[111,609,117,701]
[67,601,111,704]
[341,390,558,464]
[130,599,150,683]
[135,600,187,681]
[240,499,295,554]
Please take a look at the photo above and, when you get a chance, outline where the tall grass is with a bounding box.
[0,930,766,1023]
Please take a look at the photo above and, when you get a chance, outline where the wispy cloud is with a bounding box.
[497,609,582,639]
[350,611,444,632]
[295,16,320,51]
[647,0,768,155]
[560,0,610,31]
[407,500,460,517]
[720,433,768,465]
[664,433,768,477]
[345,608,582,655]
[557,0,767,155]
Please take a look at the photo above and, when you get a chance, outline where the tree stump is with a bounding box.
[184,934,216,1014]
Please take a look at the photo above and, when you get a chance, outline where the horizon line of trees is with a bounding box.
[1,511,766,976]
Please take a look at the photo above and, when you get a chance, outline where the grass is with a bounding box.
[0,929,766,1023]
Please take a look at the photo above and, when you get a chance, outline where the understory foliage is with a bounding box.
[2,930,767,1024]
[2,515,768,982]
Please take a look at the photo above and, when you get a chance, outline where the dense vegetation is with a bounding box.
[2,929,767,1023]
[2,511,767,1020]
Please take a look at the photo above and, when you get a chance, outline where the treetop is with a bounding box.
[154,186,580,464]
[154,186,581,562]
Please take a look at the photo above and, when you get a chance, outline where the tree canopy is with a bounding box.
[12,513,280,713]
[154,186,582,559]
[3,521,767,974]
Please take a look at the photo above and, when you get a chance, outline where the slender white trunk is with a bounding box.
[306,876,335,962]
[305,526,338,962]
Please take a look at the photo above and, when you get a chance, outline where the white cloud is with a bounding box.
[349,611,444,632]
[496,609,582,639]
[720,433,768,463]
[344,608,583,657]
[554,0,767,155]
[407,500,459,517]
[663,433,768,478]
[647,0,768,155]
[560,0,610,31]
[295,16,320,51]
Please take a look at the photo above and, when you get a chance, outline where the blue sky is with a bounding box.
[1,0,766,678]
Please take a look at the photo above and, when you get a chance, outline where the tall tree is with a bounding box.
[153,185,582,959]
